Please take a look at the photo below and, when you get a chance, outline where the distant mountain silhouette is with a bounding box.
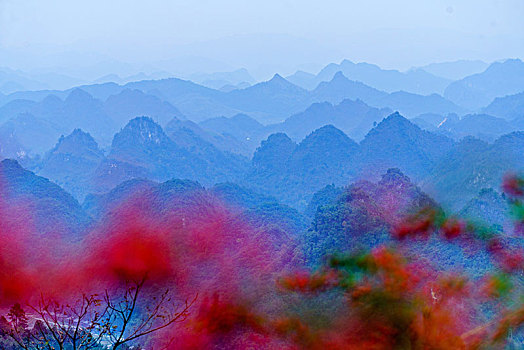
[251,133,296,174]
[124,78,241,121]
[94,117,249,193]
[224,74,310,123]
[0,159,90,239]
[309,72,463,117]
[103,89,185,127]
[3,77,236,123]
[0,113,62,156]
[0,88,191,153]
[444,59,524,110]
[286,125,358,189]
[189,68,255,90]
[273,99,392,141]
[0,127,27,160]
[38,129,105,200]
[368,91,465,117]
[0,99,37,124]
[162,119,249,176]
[0,68,50,94]
[0,90,116,150]
[198,99,392,154]
[285,70,318,90]
[355,112,455,180]
[437,114,516,142]
[165,117,248,156]
[410,113,450,128]
[60,89,117,143]
[292,59,451,95]
[246,126,358,209]
[459,188,508,227]
[0,68,467,129]
[424,132,524,210]
[200,113,265,140]
[0,67,84,94]
[218,82,252,92]
[483,91,524,120]
[199,113,266,154]
[311,71,387,103]
[417,60,489,80]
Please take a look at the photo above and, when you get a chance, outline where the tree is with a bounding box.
[4,278,195,350]
[101,278,195,349]
[7,303,28,332]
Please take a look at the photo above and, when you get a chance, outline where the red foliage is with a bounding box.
[392,208,437,240]
[502,173,524,197]
[498,249,524,273]
[370,246,422,294]
[4,171,524,348]
[393,218,433,239]
[278,270,338,293]
[487,238,505,254]
[194,294,263,335]
[87,225,175,284]
[163,293,293,350]
[0,181,40,304]
[441,218,466,240]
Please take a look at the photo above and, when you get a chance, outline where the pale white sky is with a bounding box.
[0,0,523,77]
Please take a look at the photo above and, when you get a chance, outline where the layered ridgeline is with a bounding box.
[425,132,524,210]
[436,114,517,142]
[83,178,307,246]
[0,69,468,157]
[355,112,455,180]
[444,59,524,110]
[0,159,90,239]
[304,168,493,278]
[2,151,521,348]
[1,155,307,251]
[0,88,186,155]
[0,82,396,158]
[1,154,499,279]
[411,111,524,144]
[287,59,451,95]
[37,129,105,200]
[245,125,359,209]
[269,99,392,141]
[94,117,249,194]
[2,111,519,214]
[247,113,523,210]
[484,91,524,121]
[2,60,523,163]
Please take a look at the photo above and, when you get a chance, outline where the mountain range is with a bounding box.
[0,158,90,240]
[287,59,451,95]
[483,91,524,121]
[415,60,489,81]
[0,109,522,248]
[2,109,521,214]
[444,59,524,110]
[0,57,523,219]
[1,60,504,138]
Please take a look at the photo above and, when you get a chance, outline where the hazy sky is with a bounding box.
[0,0,523,78]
